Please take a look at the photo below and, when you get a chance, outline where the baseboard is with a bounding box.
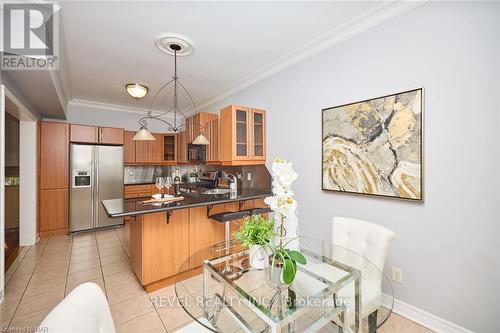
[387,296,475,333]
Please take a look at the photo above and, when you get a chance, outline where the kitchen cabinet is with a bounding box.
[39,189,68,236]
[220,105,266,165]
[205,118,220,164]
[132,210,190,285]
[162,134,177,164]
[135,139,152,164]
[39,122,69,190]
[185,112,218,144]
[124,130,136,164]
[177,130,188,164]
[124,184,153,198]
[98,127,124,145]
[188,205,225,259]
[70,124,98,143]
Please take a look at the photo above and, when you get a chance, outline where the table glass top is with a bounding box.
[175,238,394,333]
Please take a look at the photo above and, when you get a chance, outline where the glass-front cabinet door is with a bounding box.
[251,109,266,160]
[234,106,251,159]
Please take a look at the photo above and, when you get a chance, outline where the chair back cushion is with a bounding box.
[332,216,395,270]
[39,283,116,333]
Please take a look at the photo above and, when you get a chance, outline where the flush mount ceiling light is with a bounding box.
[133,34,209,145]
[126,83,148,99]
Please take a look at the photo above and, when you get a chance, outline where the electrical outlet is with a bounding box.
[392,267,403,283]
[247,173,252,181]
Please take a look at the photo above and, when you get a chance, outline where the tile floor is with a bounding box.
[2,225,433,333]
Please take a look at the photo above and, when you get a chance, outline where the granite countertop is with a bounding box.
[102,188,272,218]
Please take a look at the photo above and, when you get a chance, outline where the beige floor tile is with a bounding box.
[67,267,103,286]
[104,270,139,289]
[31,265,68,283]
[4,273,31,301]
[149,285,177,309]
[98,240,123,249]
[15,289,64,316]
[66,278,105,296]
[9,258,38,277]
[24,245,45,258]
[102,260,131,276]
[9,308,51,332]
[24,275,66,298]
[100,253,130,266]
[157,303,193,331]
[71,239,96,248]
[68,258,101,274]
[116,310,166,333]
[0,299,20,322]
[72,234,96,243]
[110,294,155,325]
[99,246,126,258]
[107,280,146,305]
[70,251,99,263]
[71,245,98,256]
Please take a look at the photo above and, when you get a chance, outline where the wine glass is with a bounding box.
[164,177,172,196]
[155,177,165,198]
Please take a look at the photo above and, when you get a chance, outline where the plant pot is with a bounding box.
[249,245,269,270]
[266,256,289,290]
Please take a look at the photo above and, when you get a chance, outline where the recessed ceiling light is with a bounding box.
[155,33,194,56]
[126,83,148,99]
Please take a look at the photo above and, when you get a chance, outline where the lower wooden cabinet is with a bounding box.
[39,189,68,236]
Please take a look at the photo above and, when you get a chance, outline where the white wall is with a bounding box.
[201,2,500,332]
[19,121,38,245]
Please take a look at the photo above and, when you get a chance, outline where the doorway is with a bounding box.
[4,112,20,271]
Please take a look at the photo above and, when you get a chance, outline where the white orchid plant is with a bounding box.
[263,158,306,284]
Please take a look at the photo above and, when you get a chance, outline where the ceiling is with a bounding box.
[1,1,420,118]
[59,1,414,114]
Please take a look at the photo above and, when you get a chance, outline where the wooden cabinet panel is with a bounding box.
[189,205,225,257]
[162,134,177,164]
[251,109,266,160]
[205,118,220,163]
[135,140,152,164]
[70,124,98,143]
[99,127,124,145]
[39,122,69,189]
[151,133,163,164]
[177,131,188,164]
[124,184,152,198]
[124,131,136,164]
[141,210,189,284]
[39,189,68,232]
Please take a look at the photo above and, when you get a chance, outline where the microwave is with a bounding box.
[187,144,206,163]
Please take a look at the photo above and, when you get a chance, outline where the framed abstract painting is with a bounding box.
[322,88,423,201]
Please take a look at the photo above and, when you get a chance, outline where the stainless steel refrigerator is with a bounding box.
[70,144,123,232]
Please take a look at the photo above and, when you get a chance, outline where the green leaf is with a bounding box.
[285,250,307,265]
[282,259,296,284]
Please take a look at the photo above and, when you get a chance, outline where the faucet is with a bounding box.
[220,171,238,192]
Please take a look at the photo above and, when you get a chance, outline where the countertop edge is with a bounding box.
[104,192,271,218]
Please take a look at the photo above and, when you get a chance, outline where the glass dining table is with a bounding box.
[174,238,394,333]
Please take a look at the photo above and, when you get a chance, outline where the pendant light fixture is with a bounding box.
[132,34,209,144]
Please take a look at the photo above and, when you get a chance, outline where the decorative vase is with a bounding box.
[267,256,289,290]
[249,245,269,270]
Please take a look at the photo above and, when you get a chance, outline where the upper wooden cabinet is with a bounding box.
[220,105,266,165]
[185,112,218,144]
[70,124,98,143]
[177,131,188,164]
[39,122,69,189]
[125,131,178,165]
[99,127,124,145]
[124,130,136,164]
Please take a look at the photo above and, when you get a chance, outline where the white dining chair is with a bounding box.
[39,283,116,333]
[332,216,396,333]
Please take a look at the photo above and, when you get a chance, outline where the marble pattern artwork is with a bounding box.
[322,89,423,200]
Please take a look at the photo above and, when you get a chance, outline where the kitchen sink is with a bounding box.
[202,188,231,195]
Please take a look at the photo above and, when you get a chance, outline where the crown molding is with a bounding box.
[197,0,427,111]
[69,98,175,119]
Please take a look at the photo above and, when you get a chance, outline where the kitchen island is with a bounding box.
[102,189,271,292]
